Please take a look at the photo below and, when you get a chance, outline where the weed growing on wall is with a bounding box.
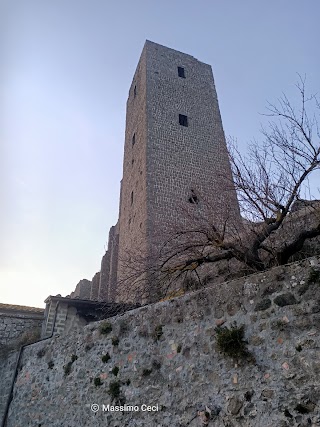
[101,353,111,363]
[142,368,152,377]
[112,336,119,346]
[152,325,163,341]
[94,377,102,387]
[215,324,250,359]
[112,366,119,376]
[63,354,78,376]
[63,362,72,376]
[100,322,113,335]
[152,360,161,370]
[108,381,121,401]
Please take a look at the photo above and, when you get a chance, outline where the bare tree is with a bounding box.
[117,77,320,302]
[228,75,320,268]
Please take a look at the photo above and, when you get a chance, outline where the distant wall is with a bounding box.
[3,256,320,427]
[0,306,43,346]
[70,279,92,299]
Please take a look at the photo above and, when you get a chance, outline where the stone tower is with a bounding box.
[98,40,241,303]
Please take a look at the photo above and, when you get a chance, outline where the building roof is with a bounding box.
[0,303,44,314]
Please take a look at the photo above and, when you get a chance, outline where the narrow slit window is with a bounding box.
[131,191,133,205]
[178,66,185,78]
[188,190,198,204]
[179,114,188,127]
[132,133,136,145]
[134,85,137,97]
[188,195,198,204]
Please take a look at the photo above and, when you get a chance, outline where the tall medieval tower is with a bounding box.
[97,41,241,304]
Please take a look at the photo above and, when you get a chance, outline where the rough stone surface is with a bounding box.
[0,351,19,421]
[2,256,320,426]
[274,293,298,307]
[70,279,91,299]
[0,306,43,422]
[90,272,100,301]
[254,298,272,311]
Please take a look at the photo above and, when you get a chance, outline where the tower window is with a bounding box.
[131,191,133,205]
[178,66,185,78]
[134,85,137,97]
[179,114,188,127]
[188,190,198,204]
[132,133,136,145]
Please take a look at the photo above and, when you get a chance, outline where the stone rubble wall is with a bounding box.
[0,310,43,425]
[0,313,42,346]
[0,350,19,424]
[3,256,320,427]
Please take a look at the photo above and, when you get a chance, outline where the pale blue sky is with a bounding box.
[1,0,319,307]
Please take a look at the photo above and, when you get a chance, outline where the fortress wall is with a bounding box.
[0,311,43,346]
[0,308,43,424]
[0,350,19,424]
[3,255,320,427]
[90,272,100,301]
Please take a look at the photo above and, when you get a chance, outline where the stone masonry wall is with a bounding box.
[3,256,320,426]
[145,41,241,238]
[90,272,100,301]
[0,308,44,424]
[0,350,19,424]
[116,43,149,302]
[0,311,43,346]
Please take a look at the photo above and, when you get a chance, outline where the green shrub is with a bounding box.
[152,325,163,341]
[112,336,119,346]
[101,353,111,363]
[94,377,102,387]
[108,381,121,401]
[100,322,113,335]
[112,366,119,376]
[215,324,249,359]
[152,360,161,370]
[63,362,72,376]
[142,368,152,377]
[63,354,78,376]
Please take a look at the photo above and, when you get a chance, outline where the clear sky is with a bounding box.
[1,0,319,308]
